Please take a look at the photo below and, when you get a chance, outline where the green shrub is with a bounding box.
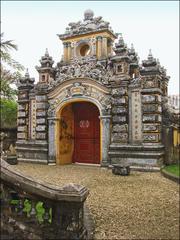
[0,98,17,129]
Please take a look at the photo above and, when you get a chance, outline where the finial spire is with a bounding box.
[119,33,123,41]
[25,68,30,78]
[130,43,135,53]
[45,48,49,56]
[157,58,160,65]
[118,33,124,45]
[148,49,153,60]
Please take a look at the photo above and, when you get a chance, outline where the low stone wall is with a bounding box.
[0,159,89,239]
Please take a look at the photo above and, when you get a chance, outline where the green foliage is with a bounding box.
[1,73,18,99]
[0,33,24,70]
[0,33,24,99]
[0,98,17,129]
[164,164,180,177]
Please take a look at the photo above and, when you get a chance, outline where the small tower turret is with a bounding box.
[128,43,139,78]
[140,49,170,147]
[18,68,35,87]
[36,49,55,84]
[17,69,35,141]
[111,34,130,80]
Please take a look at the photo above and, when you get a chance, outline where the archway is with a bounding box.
[56,101,100,165]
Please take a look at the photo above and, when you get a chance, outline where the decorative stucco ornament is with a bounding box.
[49,58,114,89]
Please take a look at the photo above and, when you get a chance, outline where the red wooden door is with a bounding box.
[73,102,100,164]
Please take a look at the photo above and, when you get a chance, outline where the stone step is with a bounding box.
[109,151,163,157]
[109,144,164,151]
[109,165,160,172]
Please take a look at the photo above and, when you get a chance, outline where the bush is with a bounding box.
[0,98,17,129]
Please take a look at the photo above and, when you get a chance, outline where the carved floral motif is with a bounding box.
[49,58,113,88]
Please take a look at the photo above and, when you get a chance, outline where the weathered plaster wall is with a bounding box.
[58,104,74,164]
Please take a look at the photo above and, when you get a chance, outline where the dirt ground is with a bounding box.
[13,163,179,240]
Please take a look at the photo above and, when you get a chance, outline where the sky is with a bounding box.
[1,1,179,95]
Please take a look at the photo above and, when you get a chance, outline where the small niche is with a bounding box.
[41,75,46,82]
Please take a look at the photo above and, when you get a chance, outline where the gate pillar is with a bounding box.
[100,115,111,167]
[48,117,59,164]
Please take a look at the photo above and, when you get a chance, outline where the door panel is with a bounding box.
[73,102,100,164]
[59,104,74,164]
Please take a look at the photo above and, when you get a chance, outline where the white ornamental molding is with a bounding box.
[48,82,111,116]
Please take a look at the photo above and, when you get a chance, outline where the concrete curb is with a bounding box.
[161,168,180,184]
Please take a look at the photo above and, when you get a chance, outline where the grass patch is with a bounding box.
[164,164,180,177]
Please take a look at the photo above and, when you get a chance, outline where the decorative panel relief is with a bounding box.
[130,90,142,143]
[142,94,161,103]
[112,124,128,133]
[141,89,162,143]
[50,57,114,88]
[29,99,36,139]
[17,103,28,140]
[143,124,160,132]
[143,134,160,142]
[35,95,48,140]
[111,86,128,143]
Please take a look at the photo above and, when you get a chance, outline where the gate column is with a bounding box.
[100,115,111,167]
[48,117,59,164]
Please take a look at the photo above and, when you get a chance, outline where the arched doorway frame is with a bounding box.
[48,96,111,167]
[56,97,102,165]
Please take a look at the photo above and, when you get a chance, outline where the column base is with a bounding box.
[101,161,109,167]
[48,158,56,165]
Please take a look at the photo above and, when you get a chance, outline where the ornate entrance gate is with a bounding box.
[16,10,168,167]
[73,102,100,164]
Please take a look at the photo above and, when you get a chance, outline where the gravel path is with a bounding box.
[13,163,179,240]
